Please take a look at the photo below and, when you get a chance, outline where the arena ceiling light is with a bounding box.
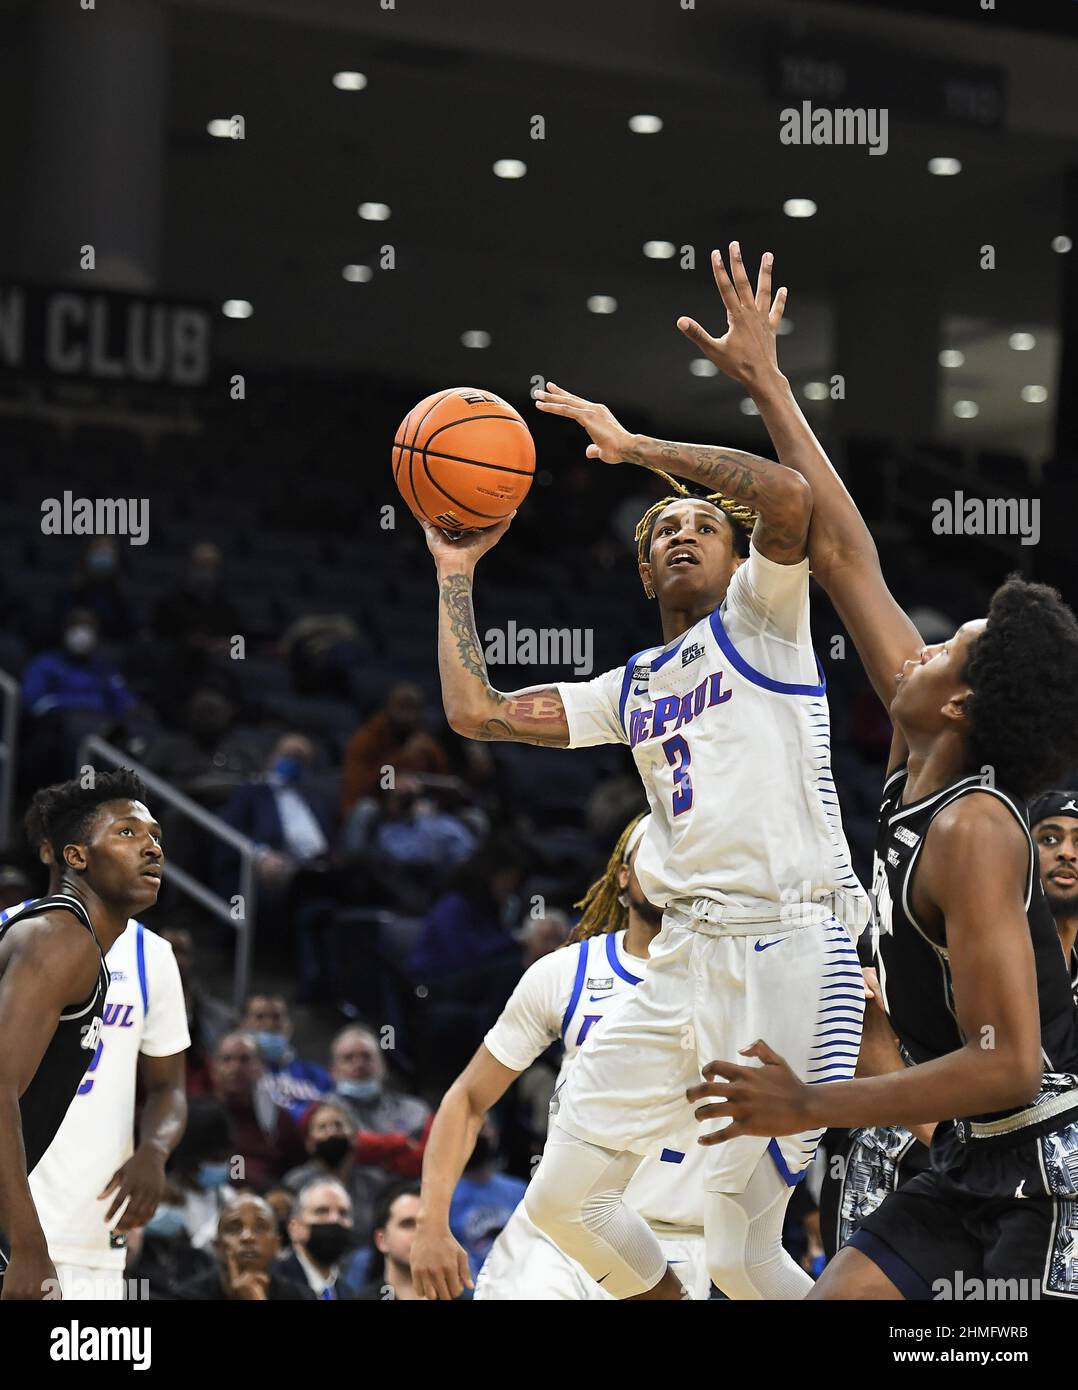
[1008,332,1036,351]
[358,202,391,221]
[222,300,253,319]
[493,159,527,179]
[689,359,718,377]
[938,349,965,368]
[783,198,817,219]
[629,115,663,134]
[342,265,372,282]
[461,330,491,349]
[643,240,676,259]
[333,72,367,91]
[1052,235,1073,254]
[928,157,962,176]
[586,295,617,314]
[953,400,979,418]
[1021,385,1048,403]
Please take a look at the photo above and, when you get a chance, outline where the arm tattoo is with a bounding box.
[440,573,498,689]
[438,575,568,745]
[625,438,773,504]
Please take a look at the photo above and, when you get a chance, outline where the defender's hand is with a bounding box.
[686,1039,814,1143]
[677,242,787,388]
[534,382,637,464]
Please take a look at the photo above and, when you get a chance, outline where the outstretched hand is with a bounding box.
[533,382,637,464]
[677,242,787,388]
[686,1039,813,1144]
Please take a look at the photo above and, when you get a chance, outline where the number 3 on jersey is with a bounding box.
[662,734,693,815]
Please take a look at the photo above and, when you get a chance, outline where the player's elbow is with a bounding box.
[991,1046,1042,1109]
[769,469,813,534]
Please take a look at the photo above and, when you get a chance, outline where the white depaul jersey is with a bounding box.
[27,915,190,1268]
[557,544,867,923]
[484,930,704,1230]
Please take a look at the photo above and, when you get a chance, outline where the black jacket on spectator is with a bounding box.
[172,1268,316,1301]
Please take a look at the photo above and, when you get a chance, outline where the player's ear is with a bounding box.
[639,561,656,601]
[941,687,971,725]
[63,842,88,873]
[616,862,630,892]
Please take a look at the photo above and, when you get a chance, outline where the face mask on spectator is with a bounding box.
[87,549,116,576]
[195,1161,230,1191]
[336,1078,381,1103]
[313,1134,351,1168]
[252,1030,289,1065]
[143,1204,187,1240]
[64,624,97,657]
[271,756,303,786]
[304,1222,354,1266]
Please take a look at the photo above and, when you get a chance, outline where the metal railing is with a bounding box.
[0,669,18,850]
[79,735,259,1011]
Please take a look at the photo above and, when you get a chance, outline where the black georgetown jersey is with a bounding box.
[871,767,1078,1143]
[0,895,110,1176]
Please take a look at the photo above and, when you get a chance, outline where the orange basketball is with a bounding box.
[392,386,535,531]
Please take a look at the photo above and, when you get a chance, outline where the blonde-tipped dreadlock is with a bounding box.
[566,812,649,945]
[634,467,757,599]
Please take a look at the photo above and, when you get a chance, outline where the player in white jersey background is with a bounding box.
[412,814,711,1300]
[426,322,868,1299]
[2,798,190,1299]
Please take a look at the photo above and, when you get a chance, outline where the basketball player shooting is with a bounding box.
[679,242,1078,1300]
[423,357,869,1299]
[0,769,164,1300]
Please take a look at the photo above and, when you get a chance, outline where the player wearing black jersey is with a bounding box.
[0,768,163,1300]
[678,243,1078,1299]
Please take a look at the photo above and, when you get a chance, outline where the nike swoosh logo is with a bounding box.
[754,940,782,952]
[633,685,647,695]
[589,992,615,1001]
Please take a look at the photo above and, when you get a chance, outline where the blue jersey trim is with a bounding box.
[648,630,691,673]
[767,1137,809,1186]
[136,920,148,1013]
[606,931,643,985]
[618,648,655,735]
[847,1229,933,1301]
[708,606,826,696]
[561,940,590,1041]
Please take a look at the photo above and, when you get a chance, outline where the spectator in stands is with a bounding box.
[173,1193,315,1300]
[214,734,335,910]
[283,1099,383,1241]
[162,1095,237,1248]
[341,682,450,818]
[143,686,262,807]
[159,927,236,1098]
[330,1025,430,1159]
[344,773,479,884]
[517,906,571,968]
[276,1178,360,1299]
[241,993,331,1117]
[154,541,241,652]
[210,1031,305,1187]
[447,1118,526,1289]
[357,1182,423,1300]
[59,537,134,641]
[408,833,529,982]
[22,608,138,720]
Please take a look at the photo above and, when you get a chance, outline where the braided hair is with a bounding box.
[566,812,649,945]
[634,467,757,598]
